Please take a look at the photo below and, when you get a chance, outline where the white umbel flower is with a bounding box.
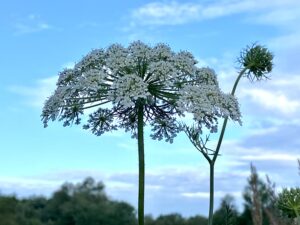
[42,41,242,138]
[177,82,242,131]
[77,69,107,92]
[108,74,150,108]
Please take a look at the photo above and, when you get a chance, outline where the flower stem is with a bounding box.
[207,67,247,225]
[137,104,145,225]
[213,67,247,163]
[208,162,215,225]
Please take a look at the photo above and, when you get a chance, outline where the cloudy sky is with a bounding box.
[1,0,300,218]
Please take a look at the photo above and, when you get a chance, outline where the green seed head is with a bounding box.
[238,43,274,81]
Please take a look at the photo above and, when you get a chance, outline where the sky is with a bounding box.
[0,0,300,218]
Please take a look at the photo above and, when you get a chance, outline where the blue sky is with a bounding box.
[1,0,300,218]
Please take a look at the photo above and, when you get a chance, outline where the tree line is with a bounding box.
[0,162,298,225]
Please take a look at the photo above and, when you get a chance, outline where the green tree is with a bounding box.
[244,164,263,225]
[236,207,253,225]
[212,195,239,225]
[0,195,18,225]
[183,44,273,225]
[243,164,290,225]
[43,183,74,224]
[144,215,156,225]
[186,215,208,225]
[263,175,290,225]
[155,213,186,225]
[43,177,136,225]
[16,197,47,225]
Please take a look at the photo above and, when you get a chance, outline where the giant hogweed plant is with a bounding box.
[41,41,241,225]
[182,44,273,225]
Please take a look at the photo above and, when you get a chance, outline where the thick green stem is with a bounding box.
[137,104,145,225]
[208,162,215,225]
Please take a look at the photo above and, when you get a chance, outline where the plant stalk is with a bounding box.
[208,162,215,225]
[213,67,247,162]
[207,67,247,225]
[137,104,145,225]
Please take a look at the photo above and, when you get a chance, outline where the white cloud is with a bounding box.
[9,76,57,108]
[105,181,135,190]
[14,23,51,34]
[252,8,300,27]
[13,14,53,35]
[132,2,202,26]
[269,32,300,49]
[130,0,300,27]
[0,176,62,197]
[271,75,300,87]
[241,88,300,115]
[248,126,278,136]
[182,190,241,199]
[8,61,78,109]
[241,153,300,161]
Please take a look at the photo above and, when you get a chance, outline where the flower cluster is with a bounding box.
[177,68,241,132]
[42,41,242,141]
[108,74,150,108]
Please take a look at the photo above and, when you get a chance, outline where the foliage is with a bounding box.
[185,215,208,225]
[0,178,136,225]
[154,213,186,225]
[277,188,300,220]
[0,196,18,225]
[212,195,239,225]
[44,177,136,225]
[236,207,253,225]
[0,178,208,225]
[244,164,263,225]
[243,164,294,225]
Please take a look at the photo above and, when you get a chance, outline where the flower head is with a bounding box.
[42,41,242,141]
[42,41,196,142]
[177,68,242,133]
[238,43,274,81]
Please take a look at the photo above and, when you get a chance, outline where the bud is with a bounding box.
[238,44,274,81]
